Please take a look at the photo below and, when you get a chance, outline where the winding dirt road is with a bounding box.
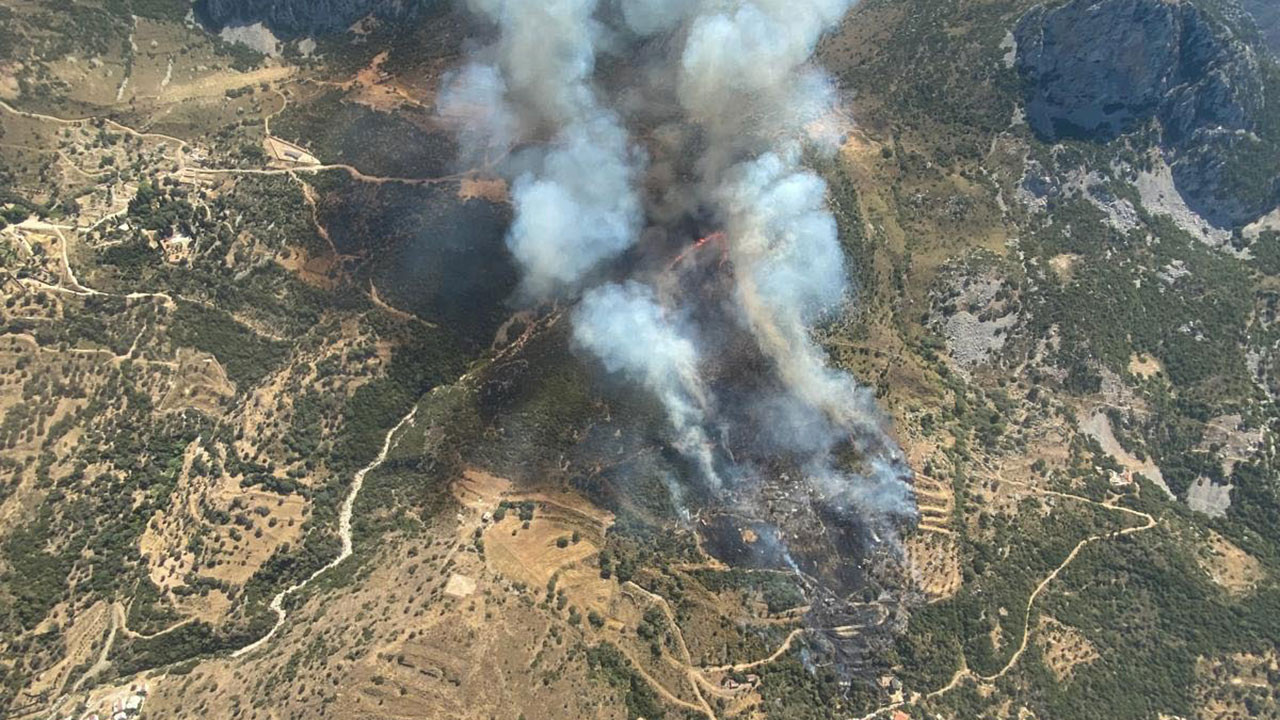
[853,476,1158,719]
[231,405,418,658]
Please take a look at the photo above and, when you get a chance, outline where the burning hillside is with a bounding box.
[437,0,921,672]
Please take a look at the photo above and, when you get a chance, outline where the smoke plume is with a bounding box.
[573,281,721,486]
[443,0,646,297]
[443,0,916,541]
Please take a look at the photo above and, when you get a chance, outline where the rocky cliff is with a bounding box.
[1015,0,1279,228]
[1240,0,1280,55]
[194,0,434,38]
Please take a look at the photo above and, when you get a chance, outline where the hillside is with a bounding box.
[0,1,1278,719]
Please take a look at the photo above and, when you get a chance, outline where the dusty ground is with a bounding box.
[66,462,821,720]
[911,473,956,537]
[22,601,112,700]
[1035,616,1099,681]
[906,531,962,601]
[1048,253,1079,281]
[140,440,306,593]
[276,244,341,290]
[457,177,509,203]
[263,136,319,166]
[157,348,235,415]
[1198,530,1265,596]
[1195,648,1280,720]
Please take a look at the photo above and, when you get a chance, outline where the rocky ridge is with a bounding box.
[1015,0,1280,228]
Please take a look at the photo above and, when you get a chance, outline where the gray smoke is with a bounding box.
[673,0,850,145]
[436,63,517,165]
[719,150,889,446]
[506,117,645,297]
[465,0,601,126]
[444,0,645,297]
[443,0,916,527]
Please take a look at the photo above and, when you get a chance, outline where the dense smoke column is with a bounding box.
[442,0,917,534]
[441,0,646,298]
[717,151,914,521]
[626,0,916,523]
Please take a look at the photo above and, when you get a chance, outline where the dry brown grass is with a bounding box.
[1128,353,1164,378]
[455,468,613,591]
[457,177,509,203]
[1049,253,1079,281]
[1035,616,1099,681]
[1199,530,1265,596]
[83,511,628,720]
[23,601,111,698]
[276,244,341,290]
[140,441,305,595]
[154,65,295,104]
[906,531,962,601]
[157,348,235,415]
[0,63,19,100]
[1195,649,1280,720]
[484,513,600,590]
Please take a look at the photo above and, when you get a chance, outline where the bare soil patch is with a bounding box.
[1199,530,1264,595]
[1077,409,1172,497]
[1128,353,1163,378]
[907,531,962,601]
[158,348,234,415]
[457,177,509,203]
[1049,253,1078,281]
[1196,649,1280,720]
[442,573,476,598]
[276,244,340,289]
[1035,616,1099,681]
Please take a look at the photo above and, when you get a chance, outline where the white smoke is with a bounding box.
[466,0,603,126]
[445,0,646,296]
[675,1,849,137]
[719,150,891,450]
[436,63,518,165]
[506,117,645,297]
[573,282,721,486]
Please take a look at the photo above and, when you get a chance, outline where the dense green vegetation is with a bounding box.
[757,653,852,720]
[690,569,806,614]
[168,301,289,390]
[105,0,191,23]
[112,617,272,677]
[586,642,667,720]
[272,91,455,179]
[308,171,517,347]
[827,0,1028,166]
[1021,193,1255,403]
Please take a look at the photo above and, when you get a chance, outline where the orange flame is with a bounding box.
[666,231,727,272]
